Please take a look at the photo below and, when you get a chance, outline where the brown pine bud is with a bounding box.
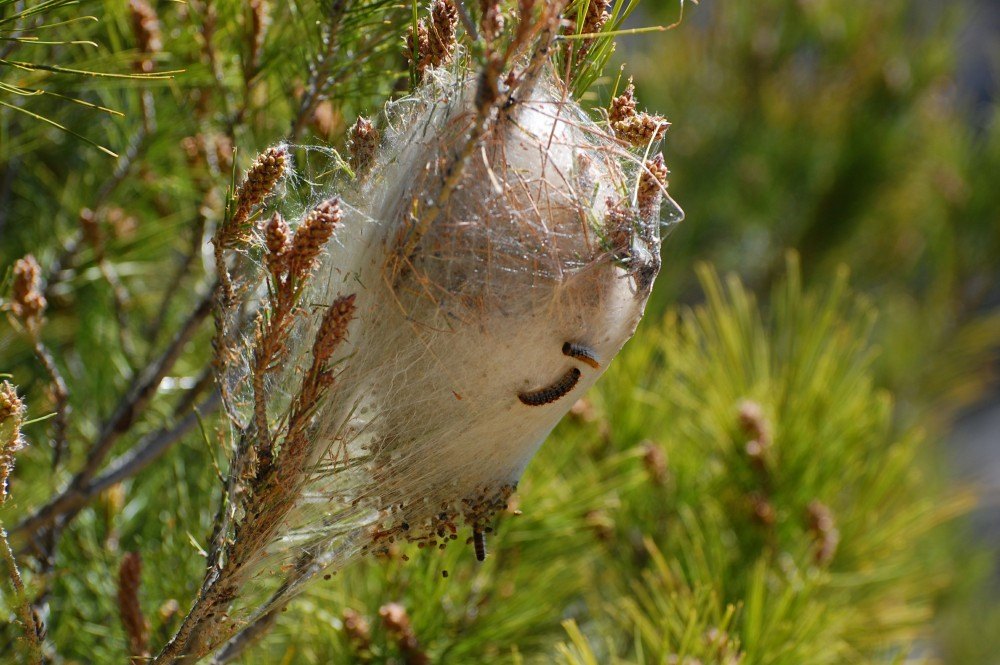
[213,134,234,171]
[289,197,342,280]
[567,0,609,59]
[806,500,840,566]
[105,206,139,240]
[640,440,668,486]
[118,552,149,662]
[480,0,505,43]
[342,608,372,652]
[10,254,46,330]
[348,116,380,178]
[247,0,269,76]
[223,145,289,246]
[604,197,635,261]
[1,381,25,505]
[737,399,772,448]
[582,0,610,36]
[740,399,772,475]
[609,80,669,147]
[379,602,428,664]
[79,207,103,254]
[406,21,430,73]
[379,601,410,634]
[264,212,292,277]
[311,100,341,138]
[638,154,669,217]
[313,294,356,366]
[612,112,670,148]
[584,508,614,542]
[0,382,23,427]
[129,0,162,72]
[429,0,459,65]
[157,599,180,627]
[181,135,203,166]
[407,0,458,78]
[609,79,637,125]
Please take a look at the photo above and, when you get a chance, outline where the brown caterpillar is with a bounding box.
[517,367,582,406]
[473,529,487,562]
[562,342,600,369]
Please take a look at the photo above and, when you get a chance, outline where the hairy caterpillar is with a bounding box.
[562,342,600,369]
[473,529,487,562]
[518,367,582,406]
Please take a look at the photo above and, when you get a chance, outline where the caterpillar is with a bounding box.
[562,342,600,369]
[473,529,487,562]
[518,367,582,406]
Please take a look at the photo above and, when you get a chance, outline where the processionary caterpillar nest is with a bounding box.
[225,68,681,618]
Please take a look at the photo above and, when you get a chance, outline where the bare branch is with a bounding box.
[15,289,215,536]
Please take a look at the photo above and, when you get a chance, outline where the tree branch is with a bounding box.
[15,288,215,536]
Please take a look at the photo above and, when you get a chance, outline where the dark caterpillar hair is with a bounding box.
[562,342,600,369]
[517,367,582,406]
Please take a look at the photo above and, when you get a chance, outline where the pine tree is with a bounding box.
[2,1,997,663]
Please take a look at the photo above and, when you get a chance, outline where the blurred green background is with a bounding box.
[2,0,999,662]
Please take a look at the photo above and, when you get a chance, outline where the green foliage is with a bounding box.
[235,260,968,664]
[628,0,1000,421]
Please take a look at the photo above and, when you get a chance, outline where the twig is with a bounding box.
[388,1,561,281]
[15,287,215,536]
[76,288,214,483]
[154,290,354,663]
[289,0,349,140]
[82,208,141,368]
[504,0,569,112]
[17,391,221,540]
[41,125,150,306]
[0,156,16,238]
[0,380,42,663]
[144,213,208,347]
[210,605,281,665]
[0,527,42,664]
[30,339,69,469]
[0,1,28,61]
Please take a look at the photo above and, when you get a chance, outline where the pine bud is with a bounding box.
[10,254,46,330]
[807,500,840,566]
[638,154,669,218]
[118,552,149,661]
[223,145,289,246]
[567,0,609,59]
[407,0,458,78]
[264,212,292,277]
[613,112,670,148]
[348,116,380,178]
[609,80,637,125]
[289,197,342,280]
[429,0,459,66]
[480,0,505,43]
[609,80,669,147]
[128,0,162,72]
[1,381,25,505]
[342,608,372,654]
[247,0,269,76]
[313,294,356,366]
